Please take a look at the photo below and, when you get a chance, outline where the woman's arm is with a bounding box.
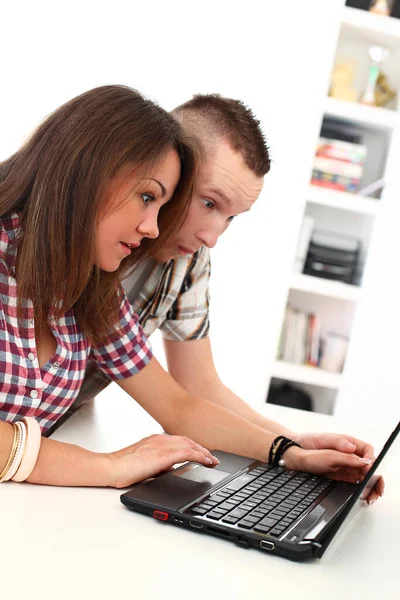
[0,419,218,487]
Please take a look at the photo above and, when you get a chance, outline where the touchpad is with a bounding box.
[173,464,230,485]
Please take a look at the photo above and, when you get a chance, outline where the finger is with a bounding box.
[329,450,373,470]
[342,436,375,461]
[326,434,357,454]
[177,436,220,465]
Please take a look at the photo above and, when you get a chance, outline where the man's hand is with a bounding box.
[288,433,385,504]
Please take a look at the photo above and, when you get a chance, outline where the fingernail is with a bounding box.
[380,491,384,498]
[360,458,372,464]
[213,456,220,464]
[356,479,361,485]
[206,458,213,464]
[345,441,355,450]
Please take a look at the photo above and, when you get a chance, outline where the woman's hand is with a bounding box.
[107,434,220,489]
[292,431,385,503]
[284,444,384,504]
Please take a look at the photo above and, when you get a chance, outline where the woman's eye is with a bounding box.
[141,193,155,206]
[201,198,215,210]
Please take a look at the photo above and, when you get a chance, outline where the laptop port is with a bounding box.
[173,516,184,525]
[260,540,275,552]
[189,520,204,529]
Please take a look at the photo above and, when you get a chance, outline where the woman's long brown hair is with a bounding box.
[0,85,198,345]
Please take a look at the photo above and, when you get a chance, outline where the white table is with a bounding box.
[3,384,399,600]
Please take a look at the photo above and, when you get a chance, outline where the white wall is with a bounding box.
[7,0,386,415]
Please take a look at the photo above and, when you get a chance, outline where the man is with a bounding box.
[70,94,383,499]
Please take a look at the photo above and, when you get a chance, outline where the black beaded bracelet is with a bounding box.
[268,436,301,468]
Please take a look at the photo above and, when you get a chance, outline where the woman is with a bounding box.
[0,86,379,491]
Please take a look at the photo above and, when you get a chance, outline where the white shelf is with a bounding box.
[290,273,362,302]
[307,185,380,215]
[271,361,342,389]
[324,96,399,131]
[342,6,400,50]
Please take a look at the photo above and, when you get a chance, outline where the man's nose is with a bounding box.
[197,229,219,249]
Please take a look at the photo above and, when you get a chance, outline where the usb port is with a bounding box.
[260,540,275,551]
[189,520,204,529]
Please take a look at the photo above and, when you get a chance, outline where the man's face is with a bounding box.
[156,140,264,262]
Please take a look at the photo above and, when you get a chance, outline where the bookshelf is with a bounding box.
[271,361,342,390]
[290,273,362,301]
[267,2,400,416]
[325,96,399,129]
[306,185,380,215]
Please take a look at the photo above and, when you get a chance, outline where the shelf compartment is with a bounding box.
[307,185,380,215]
[271,360,342,389]
[342,6,400,50]
[324,97,399,131]
[290,273,362,301]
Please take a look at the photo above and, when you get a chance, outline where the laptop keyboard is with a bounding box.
[187,464,332,538]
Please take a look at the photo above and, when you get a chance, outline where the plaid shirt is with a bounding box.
[73,247,211,408]
[0,213,152,433]
[127,245,211,341]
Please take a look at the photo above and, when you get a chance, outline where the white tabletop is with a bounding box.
[3,383,399,600]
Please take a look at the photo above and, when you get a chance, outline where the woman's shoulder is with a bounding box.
[0,212,21,269]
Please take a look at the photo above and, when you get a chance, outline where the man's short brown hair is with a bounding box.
[172,94,271,177]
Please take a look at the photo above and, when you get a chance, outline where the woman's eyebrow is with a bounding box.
[150,178,167,197]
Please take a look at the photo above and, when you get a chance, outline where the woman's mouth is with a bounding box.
[120,241,139,255]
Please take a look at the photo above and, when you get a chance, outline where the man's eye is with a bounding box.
[201,198,215,210]
[142,193,155,206]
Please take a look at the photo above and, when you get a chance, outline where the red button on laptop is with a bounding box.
[153,510,169,521]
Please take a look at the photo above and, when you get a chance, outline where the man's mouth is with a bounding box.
[178,245,195,255]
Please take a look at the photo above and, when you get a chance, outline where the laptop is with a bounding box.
[120,421,399,561]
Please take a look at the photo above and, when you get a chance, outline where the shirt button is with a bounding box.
[52,361,60,369]
[30,390,39,399]
[28,352,35,361]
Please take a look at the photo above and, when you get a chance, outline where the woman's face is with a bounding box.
[94,149,181,272]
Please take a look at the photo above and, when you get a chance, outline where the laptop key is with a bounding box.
[221,515,240,524]
[190,506,208,515]
[224,474,257,492]
[237,520,254,529]
[207,511,224,520]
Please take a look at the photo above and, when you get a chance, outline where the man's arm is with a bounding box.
[163,336,294,436]
[162,336,384,502]
[118,356,374,485]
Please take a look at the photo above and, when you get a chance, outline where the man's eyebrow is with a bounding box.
[208,187,232,207]
[150,178,167,197]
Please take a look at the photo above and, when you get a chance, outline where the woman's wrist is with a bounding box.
[280,445,305,471]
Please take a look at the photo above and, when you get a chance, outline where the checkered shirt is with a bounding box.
[73,246,211,409]
[0,213,152,433]
[127,245,211,341]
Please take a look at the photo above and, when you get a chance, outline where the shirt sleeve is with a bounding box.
[91,289,152,379]
[160,247,211,342]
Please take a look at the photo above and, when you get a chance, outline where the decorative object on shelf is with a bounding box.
[358,176,386,196]
[369,0,394,15]
[303,230,361,285]
[329,61,358,103]
[360,45,390,106]
[320,333,349,373]
[374,71,397,107]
